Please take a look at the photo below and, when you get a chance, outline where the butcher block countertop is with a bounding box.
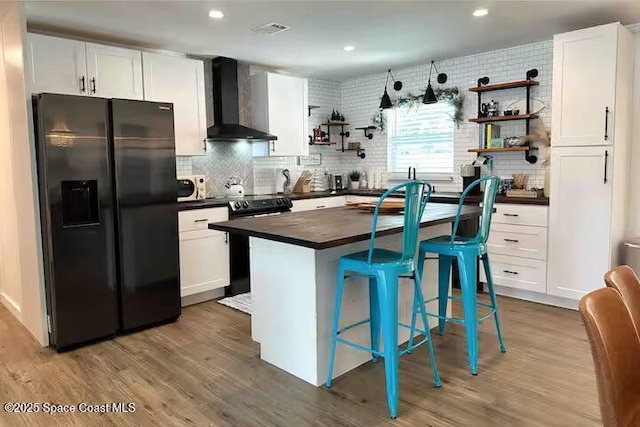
[208,203,483,250]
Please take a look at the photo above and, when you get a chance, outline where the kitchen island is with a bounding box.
[209,204,483,386]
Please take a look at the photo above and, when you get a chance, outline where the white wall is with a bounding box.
[628,25,640,236]
[0,1,47,345]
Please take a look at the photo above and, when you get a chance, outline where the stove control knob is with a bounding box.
[276,199,282,205]
[242,201,249,208]
[234,201,242,210]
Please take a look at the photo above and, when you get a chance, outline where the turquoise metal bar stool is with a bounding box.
[325,181,441,420]
[410,175,505,376]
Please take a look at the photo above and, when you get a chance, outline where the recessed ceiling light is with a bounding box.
[472,8,489,17]
[209,10,225,19]
[343,45,355,52]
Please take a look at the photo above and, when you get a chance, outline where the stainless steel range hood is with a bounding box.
[207,57,277,141]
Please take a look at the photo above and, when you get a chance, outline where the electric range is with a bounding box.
[226,195,292,297]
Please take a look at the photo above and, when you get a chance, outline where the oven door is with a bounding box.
[177,178,196,201]
[227,212,284,296]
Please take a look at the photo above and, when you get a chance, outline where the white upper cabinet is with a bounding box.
[85,43,143,99]
[26,33,87,96]
[251,72,308,157]
[551,23,623,147]
[26,34,143,100]
[142,52,207,156]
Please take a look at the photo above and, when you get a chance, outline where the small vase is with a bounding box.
[350,181,359,190]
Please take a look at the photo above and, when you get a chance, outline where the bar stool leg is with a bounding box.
[376,270,399,419]
[413,273,442,387]
[481,254,506,353]
[409,247,428,350]
[458,252,478,375]
[438,255,452,335]
[326,265,347,388]
[369,276,380,362]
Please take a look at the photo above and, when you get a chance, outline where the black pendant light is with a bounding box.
[379,69,402,110]
[423,60,447,104]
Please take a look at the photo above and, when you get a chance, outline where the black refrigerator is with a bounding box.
[33,94,181,350]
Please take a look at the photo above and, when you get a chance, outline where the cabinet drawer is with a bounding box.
[178,207,228,232]
[487,223,548,260]
[492,203,548,227]
[291,196,346,212]
[480,254,546,293]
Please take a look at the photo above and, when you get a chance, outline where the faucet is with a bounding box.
[407,166,416,180]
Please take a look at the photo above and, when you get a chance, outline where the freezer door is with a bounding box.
[33,94,118,349]
[111,99,180,330]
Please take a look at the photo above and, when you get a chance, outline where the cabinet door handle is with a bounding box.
[90,77,96,94]
[503,270,519,275]
[202,138,207,151]
[604,150,609,184]
[270,140,276,153]
[316,205,327,209]
[503,213,519,217]
[225,233,228,244]
[503,238,519,243]
[80,76,86,93]
[604,107,609,141]
[193,218,208,223]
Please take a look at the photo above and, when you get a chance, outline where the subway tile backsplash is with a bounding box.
[178,39,553,196]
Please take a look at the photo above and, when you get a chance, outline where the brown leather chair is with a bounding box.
[579,287,640,427]
[604,265,640,339]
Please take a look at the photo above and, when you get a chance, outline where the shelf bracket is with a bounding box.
[525,148,537,164]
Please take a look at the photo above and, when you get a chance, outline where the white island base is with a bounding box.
[249,223,451,386]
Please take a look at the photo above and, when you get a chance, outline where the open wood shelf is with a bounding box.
[336,148,364,152]
[309,142,336,146]
[469,80,539,92]
[468,146,537,153]
[354,126,376,130]
[322,122,350,126]
[469,114,538,123]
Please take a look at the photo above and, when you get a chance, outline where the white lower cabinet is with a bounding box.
[480,254,547,294]
[291,196,346,212]
[178,207,230,299]
[481,203,552,302]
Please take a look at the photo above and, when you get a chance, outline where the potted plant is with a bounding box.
[348,170,361,190]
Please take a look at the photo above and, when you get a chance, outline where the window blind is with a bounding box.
[387,102,455,176]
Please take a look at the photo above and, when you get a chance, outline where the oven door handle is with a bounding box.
[252,212,283,218]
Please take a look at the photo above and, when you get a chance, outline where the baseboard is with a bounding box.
[181,288,225,307]
[0,291,21,319]
[484,284,579,310]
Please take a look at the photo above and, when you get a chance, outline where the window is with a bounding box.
[387,102,455,178]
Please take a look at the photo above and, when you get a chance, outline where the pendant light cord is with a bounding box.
[428,60,441,83]
[385,69,392,89]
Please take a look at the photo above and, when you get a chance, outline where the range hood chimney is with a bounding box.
[207,57,277,141]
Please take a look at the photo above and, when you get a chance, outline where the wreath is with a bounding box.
[372,87,464,133]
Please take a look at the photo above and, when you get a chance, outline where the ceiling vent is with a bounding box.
[251,22,292,36]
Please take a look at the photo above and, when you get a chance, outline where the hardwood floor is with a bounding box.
[0,293,600,427]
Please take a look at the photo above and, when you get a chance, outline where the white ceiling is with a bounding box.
[24,0,640,81]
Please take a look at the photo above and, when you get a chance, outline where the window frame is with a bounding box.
[385,102,456,181]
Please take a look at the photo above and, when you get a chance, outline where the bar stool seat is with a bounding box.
[325,181,441,420]
[341,248,411,268]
